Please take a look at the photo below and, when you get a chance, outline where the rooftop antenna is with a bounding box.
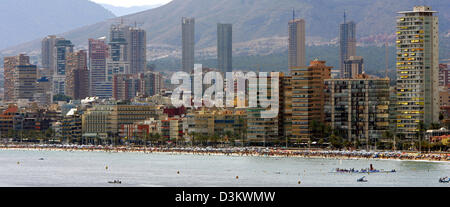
[344,10,346,24]
[385,42,389,78]
[293,8,295,21]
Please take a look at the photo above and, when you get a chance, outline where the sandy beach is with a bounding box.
[1,144,449,163]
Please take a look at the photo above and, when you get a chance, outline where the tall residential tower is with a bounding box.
[89,38,109,98]
[217,23,232,74]
[41,35,63,76]
[396,6,439,139]
[53,38,74,95]
[340,16,356,78]
[288,19,306,69]
[127,26,147,74]
[182,17,195,73]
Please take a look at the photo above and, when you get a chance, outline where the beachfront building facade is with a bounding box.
[186,109,246,143]
[246,72,281,146]
[119,118,161,141]
[280,73,292,144]
[82,102,163,142]
[324,75,390,147]
[61,108,82,144]
[396,6,439,140]
[291,60,332,143]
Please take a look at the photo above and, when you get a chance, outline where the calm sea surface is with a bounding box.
[0,149,448,187]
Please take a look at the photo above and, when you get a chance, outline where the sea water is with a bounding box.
[0,149,448,187]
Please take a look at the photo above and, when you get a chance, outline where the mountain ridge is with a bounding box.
[100,3,163,16]
[1,0,448,59]
[0,0,115,50]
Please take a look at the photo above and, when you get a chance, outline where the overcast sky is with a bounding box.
[90,0,172,7]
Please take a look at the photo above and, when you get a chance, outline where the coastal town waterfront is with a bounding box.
[0,146,449,187]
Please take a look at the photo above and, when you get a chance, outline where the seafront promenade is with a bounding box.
[1,144,449,162]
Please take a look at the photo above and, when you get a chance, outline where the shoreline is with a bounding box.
[1,145,449,163]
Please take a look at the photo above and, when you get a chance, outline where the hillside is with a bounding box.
[1,0,449,58]
[0,0,115,50]
[100,4,163,16]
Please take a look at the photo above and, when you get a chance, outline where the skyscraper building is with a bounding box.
[89,38,109,97]
[288,19,306,69]
[291,60,331,143]
[340,18,356,78]
[280,74,292,143]
[14,64,37,101]
[324,75,390,148]
[53,39,74,95]
[127,26,147,74]
[104,24,131,98]
[65,50,89,100]
[396,6,439,140]
[182,17,195,73]
[112,74,141,101]
[343,56,364,78]
[35,77,52,106]
[140,71,163,97]
[109,24,129,62]
[246,72,280,145]
[41,35,63,75]
[217,23,232,74]
[439,64,449,86]
[3,54,30,102]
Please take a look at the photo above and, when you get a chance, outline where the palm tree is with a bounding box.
[417,121,426,152]
[189,132,197,146]
[154,133,163,146]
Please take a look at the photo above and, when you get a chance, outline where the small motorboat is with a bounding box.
[108,180,122,184]
[357,176,368,182]
[439,177,449,183]
[38,158,44,161]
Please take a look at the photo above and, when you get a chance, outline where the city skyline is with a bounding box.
[0,3,448,190]
[0,5,446,151]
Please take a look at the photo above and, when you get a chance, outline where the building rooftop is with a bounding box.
[398,6,437,14]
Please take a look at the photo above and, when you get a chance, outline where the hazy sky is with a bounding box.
[90,0,172,7]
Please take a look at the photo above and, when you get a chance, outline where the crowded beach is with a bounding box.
[0,144,449,162]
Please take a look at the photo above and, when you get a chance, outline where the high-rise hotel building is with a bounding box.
[288,19,306,68]
[89,38,109,98]
[127,26,147,74]
[65,50,89,100]
[53,39,74,95]
[396,6,439,139]
[182,17,195,73]
[217,23,232,74]
[340,20,356,78]
[291,60,331,143]
[324,75,390,147]
[3,54,30,102]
